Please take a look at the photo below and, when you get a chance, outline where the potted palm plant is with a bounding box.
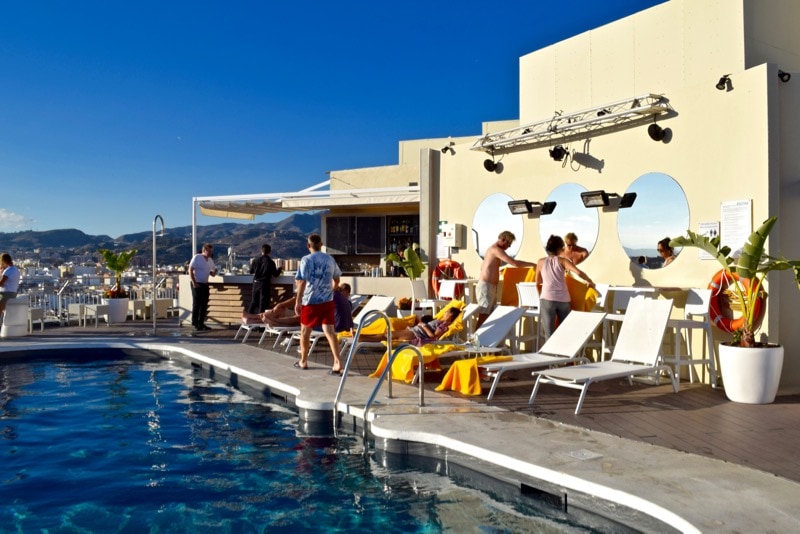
[99,248,138,323]
[671,217,800,403]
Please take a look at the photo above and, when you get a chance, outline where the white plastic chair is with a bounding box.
[515,282,541,352]
[437,280,458,301]
[661,288,717,389]
[410,279,447,316]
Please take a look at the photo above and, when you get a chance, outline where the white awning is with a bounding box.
[196,182,421,220]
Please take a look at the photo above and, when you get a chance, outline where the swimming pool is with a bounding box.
[0,352,622,532]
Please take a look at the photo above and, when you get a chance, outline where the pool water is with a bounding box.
[0,355,603,533]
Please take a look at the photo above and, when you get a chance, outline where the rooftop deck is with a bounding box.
[4,318,800,530]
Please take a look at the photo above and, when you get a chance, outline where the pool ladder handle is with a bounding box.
[332,310,426,437]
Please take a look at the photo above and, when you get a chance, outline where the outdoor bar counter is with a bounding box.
[178,274,411,326]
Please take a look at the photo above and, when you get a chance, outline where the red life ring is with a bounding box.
[707,269,765,333]
[432,260,466,298]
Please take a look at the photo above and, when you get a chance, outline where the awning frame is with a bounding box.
[191,180,420,254]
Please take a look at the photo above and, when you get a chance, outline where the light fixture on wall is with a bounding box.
[778,70,791,83]
[483,158,498,172]
[715,74,731,90]
[581,190,637,211]
[507,199,533,214]
[441,141,455,153]
[507,199,557,218]
[549,145,568,161]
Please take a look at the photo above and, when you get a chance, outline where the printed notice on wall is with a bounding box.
[697,221,720,260]
[436,235,450,260]
[720,200,752,256]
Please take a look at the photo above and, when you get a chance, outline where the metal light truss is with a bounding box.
[472,93,672,153]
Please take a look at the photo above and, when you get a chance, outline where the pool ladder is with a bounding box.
[332,309,426,439]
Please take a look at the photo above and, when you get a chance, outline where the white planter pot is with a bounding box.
[719,343,784,404]
[103,298,129,324]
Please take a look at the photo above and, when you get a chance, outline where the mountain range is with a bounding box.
[0,213,322,267]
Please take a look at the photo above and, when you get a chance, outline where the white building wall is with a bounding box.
[437,0,800,393]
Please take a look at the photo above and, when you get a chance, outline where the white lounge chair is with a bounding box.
[480,310,606,401]
[529,297,678,415]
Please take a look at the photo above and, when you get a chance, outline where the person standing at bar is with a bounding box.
[189,243,218,331]
[249,243,282,314]
[294,234,343,373]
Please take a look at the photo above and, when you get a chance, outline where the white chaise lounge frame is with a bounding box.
[529,297,678,415]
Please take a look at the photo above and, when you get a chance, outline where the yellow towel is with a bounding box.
[337,314,416,342]
[566,276,598,311]
[369,343,461,383]
[435,355,514,395]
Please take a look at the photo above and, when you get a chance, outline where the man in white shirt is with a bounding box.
[0,253,21,322]
[189,244,218,331]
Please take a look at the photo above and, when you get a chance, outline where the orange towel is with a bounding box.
[435,355,514,395]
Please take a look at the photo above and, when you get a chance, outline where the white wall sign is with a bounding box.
[697,221,720,260]
[720,200,752,257]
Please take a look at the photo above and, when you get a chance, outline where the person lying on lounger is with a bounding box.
[360,306,461,347]
[241,296,300,327]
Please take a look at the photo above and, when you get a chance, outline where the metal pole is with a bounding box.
[152,215,165,336]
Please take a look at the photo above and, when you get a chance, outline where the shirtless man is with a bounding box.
[476,231,536,326]
[560,232,589,265]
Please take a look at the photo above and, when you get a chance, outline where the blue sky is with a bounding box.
[0,0,665,237]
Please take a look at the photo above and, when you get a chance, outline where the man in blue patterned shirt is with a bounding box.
[294,234,343,373]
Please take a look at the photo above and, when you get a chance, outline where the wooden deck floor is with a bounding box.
[16,320,800,484]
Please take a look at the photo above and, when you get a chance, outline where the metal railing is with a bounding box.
[331,309,426,440]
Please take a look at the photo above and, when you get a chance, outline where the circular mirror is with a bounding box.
[538,183,599,263]
[471,192,524,258]
[617,172,689,269]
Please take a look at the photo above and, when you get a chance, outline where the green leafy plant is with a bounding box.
[670,217,800,347]
[99,248,138,299]
[385,243,425,280]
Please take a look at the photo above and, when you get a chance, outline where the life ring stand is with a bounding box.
[432,260,466,299]
[707,269,765,334]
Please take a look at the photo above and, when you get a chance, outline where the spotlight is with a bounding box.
[581,190,637,210]
[483,159,497,172]
[441,146,452,154]
[549,145,568,161]
[507,199,532,215]
[581,190,610,208]
[596,108,612,116]
[648,123,666,142]
[620,192,637,208]
[779,70,791,83]
[441,141,455,153]
[715,75,730,90]
[541,201,557,215]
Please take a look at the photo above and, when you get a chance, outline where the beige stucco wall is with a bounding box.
[435,0,800,393]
